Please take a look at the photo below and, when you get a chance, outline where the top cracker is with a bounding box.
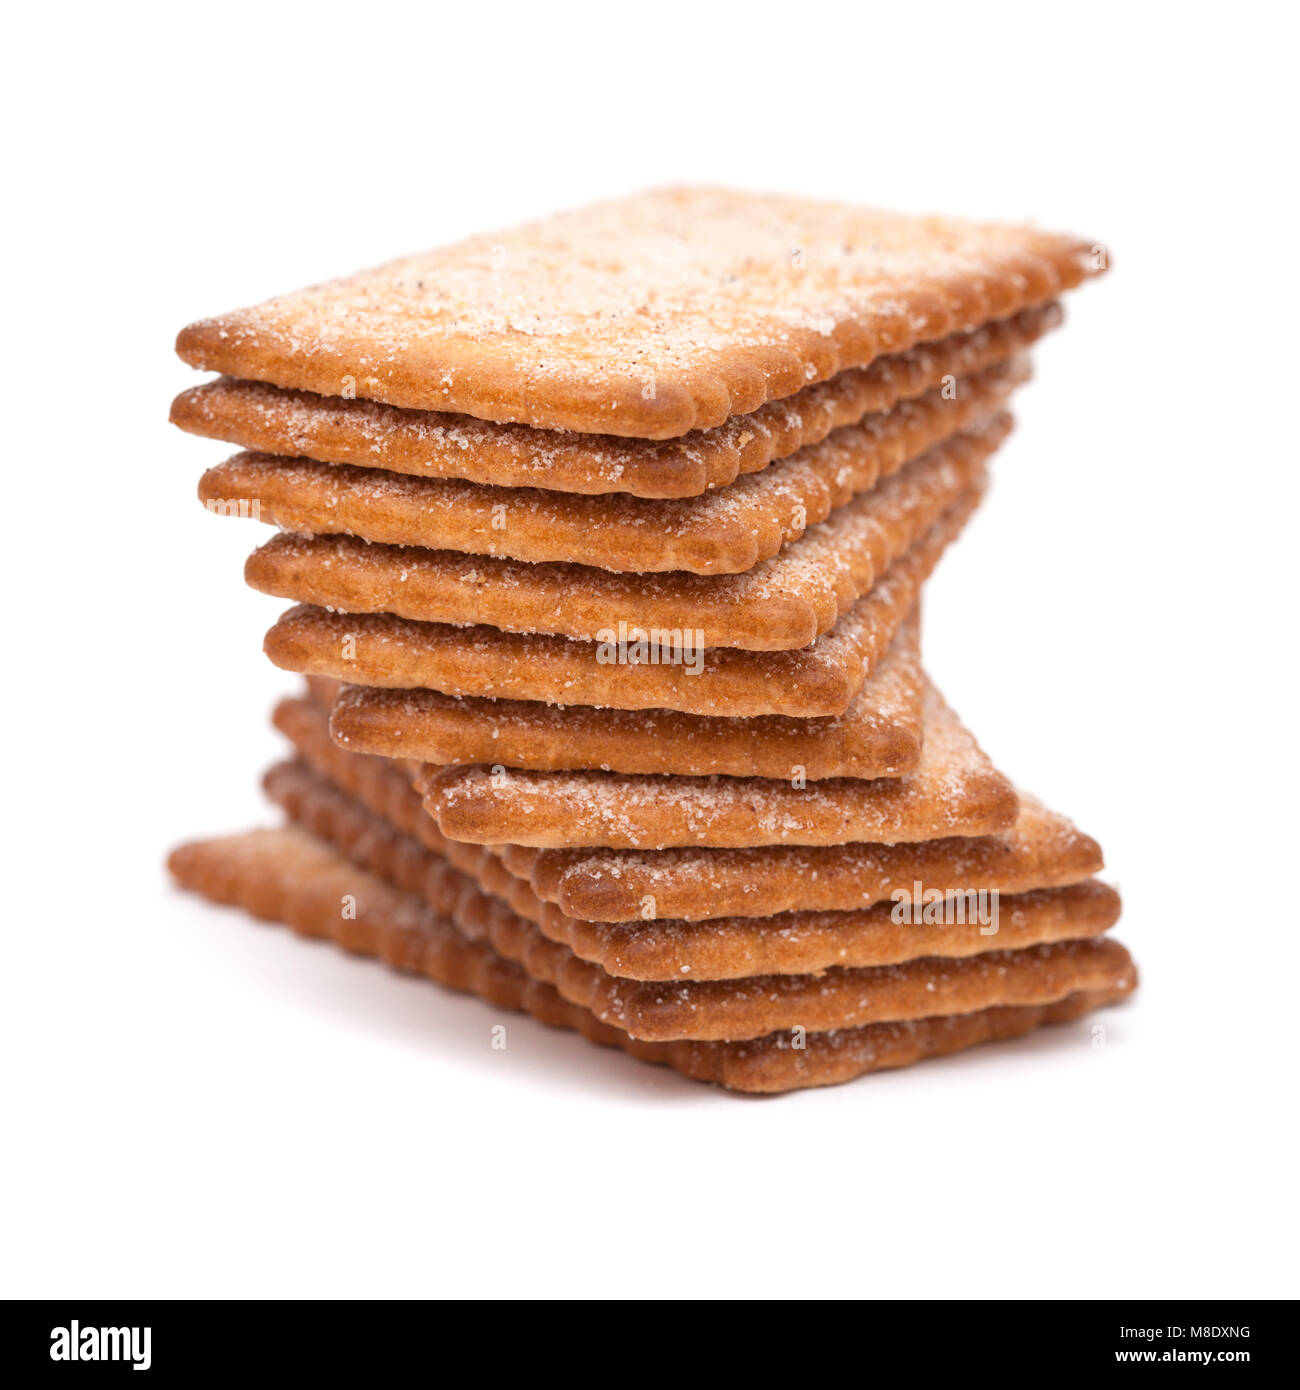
[176,187,1103,438]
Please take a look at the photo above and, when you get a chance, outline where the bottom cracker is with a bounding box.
[168,826,1132,1093]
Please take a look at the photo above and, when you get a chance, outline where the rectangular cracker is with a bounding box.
[271,692,583,940]
[542,880,1121,986]
[555,932,1130,1043]
[418,682,1019,849]
[196,358,1021,575]
[272,687,471,841]
[275,686,1092,930]
[172,304,1059,498]
[168,826,1132,1088]
[519,793,1109,924]
[262,487,976,718]
[264,755,1129,1041]
[327,611,924,780]
[265,754,1121,983]
[245,419,1004,652]
[175,186,1100,437]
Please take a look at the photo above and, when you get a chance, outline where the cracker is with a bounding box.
[265,754,1120,983]
[244,420,1003,652]
[541,881,1121,985]
[275,686,1085,936]
[266,756,1127,1040]
[562,933,1129,1042]
[327,612,923,780]
[172,305,1058,498]
[168,826,1132,1089]
[262,487,975,718]
[419,683,1018,849]
[519,794,1108,923]
[175,187,1100,436]
[274,685,538,881]
[196,359,1020,575]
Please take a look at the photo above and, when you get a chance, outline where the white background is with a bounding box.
[3,2,1296,1300]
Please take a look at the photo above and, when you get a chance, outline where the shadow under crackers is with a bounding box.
[173,884,713,1104]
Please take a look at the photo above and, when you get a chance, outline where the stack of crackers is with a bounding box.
[168,187,1135,1093]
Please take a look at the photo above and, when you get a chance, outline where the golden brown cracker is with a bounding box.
[327,611,923,780]
[273,689,550,924]
[262,487,975,717]
[171,305,1059,498]
[273,691,449,849]
[245,422,1002,652]
[197,359,1020,574]
[168,826,1131,1089]
[539,881,1121,985]
[176,187,1100,437]
[565,935,1132,1042]
[275,687,1091,939]
[419,683,1018,849]
[518,794,1108,924]
[265,753,1120,984]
